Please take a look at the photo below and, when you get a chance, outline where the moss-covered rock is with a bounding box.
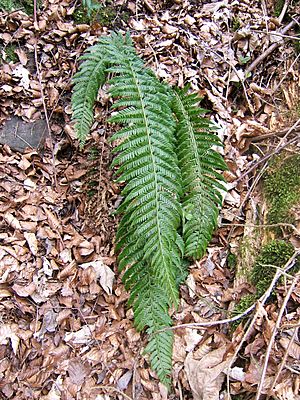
[264,153,300,227]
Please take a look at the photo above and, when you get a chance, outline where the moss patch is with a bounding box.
[264,153,300,227]
[0,0,41,14]
[250,240,295,297]
[233,240,297,323]
[0,44,18,63]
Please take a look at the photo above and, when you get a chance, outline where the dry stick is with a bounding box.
[92,385,133,400]
[268,327,298,397]
[226,251,299,399]
[246,17,300,75]
[250,127,300,143]
[159,253,297,333]
[221,222,300,236]
[236,132,300,183]
[278,0,290,23]
[33,0,57,188]
[255,269,300,400]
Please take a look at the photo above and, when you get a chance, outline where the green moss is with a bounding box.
[74,1,129,27]
[264,154,300,227]
[231,17,241,32]
[74,4,93,24]
[0,0,40,14]
[1,44,18,63]
[274,0,284,16]
[250,240,295,297]
[234,293,256,315]
[232,240,298,327]
[227,253,238,270]
[0,0,14,11]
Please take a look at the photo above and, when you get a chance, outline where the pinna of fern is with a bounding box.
[71,32,227,388]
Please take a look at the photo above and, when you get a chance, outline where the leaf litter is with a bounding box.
[0,0,300,399]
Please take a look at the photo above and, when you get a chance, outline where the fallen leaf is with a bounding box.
[185,345,231,400]
[80,259,115,295]
[0,323,20,355]
[24,231,38,256]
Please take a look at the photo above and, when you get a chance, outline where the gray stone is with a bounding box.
[0,116,48,152]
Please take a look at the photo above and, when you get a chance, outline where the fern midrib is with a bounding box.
[129,62,176,305]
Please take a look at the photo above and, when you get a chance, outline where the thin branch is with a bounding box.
[236,130,300,183]
[255,271,300,400]
[33,0,57,187]
[269,327,298,396]
[158,252,299,333]
[246,16,300,75]
[222,222,300,236]
[226,251,299,399]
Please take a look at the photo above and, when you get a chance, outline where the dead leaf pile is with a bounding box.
[0,0,300,398]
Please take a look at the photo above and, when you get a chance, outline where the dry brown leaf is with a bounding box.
[67,358,90,385]
[185,345,231,400]
[24,231,38,256]
[0,323,20,355]
[279,337,300,360]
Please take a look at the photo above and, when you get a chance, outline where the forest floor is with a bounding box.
[0,0,300,399]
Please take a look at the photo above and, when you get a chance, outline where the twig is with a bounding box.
[249,127,300,143]
[226,251,299,399]
[222,222,300,236]
[269,327,298,396]
[278,0,290,23]
[92,385,133,400]
[255,270,300,400]
[246,17,300,75]
[236,133,300,183]
[33,0,57,187]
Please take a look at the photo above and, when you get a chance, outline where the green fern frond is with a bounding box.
[107,45,183,308]
[172,87,227,259]
[71,32,227,388]
[129,265,174,386]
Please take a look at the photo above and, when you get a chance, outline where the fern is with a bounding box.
[172,87,227,259]
[71,32,226,387]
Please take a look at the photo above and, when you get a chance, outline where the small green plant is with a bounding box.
[71,32,227,386]
[264,154,300,227]
[82,0,102,17]
[231,17,241,31]
[0,0,40,14]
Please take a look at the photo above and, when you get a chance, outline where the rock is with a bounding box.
[0,116,48,152]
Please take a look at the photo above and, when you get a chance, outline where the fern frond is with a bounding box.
[107,43,183,308]
[172,87,227,259]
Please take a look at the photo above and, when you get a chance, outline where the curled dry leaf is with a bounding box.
[80,259,115,295]
[0,323,20,355]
